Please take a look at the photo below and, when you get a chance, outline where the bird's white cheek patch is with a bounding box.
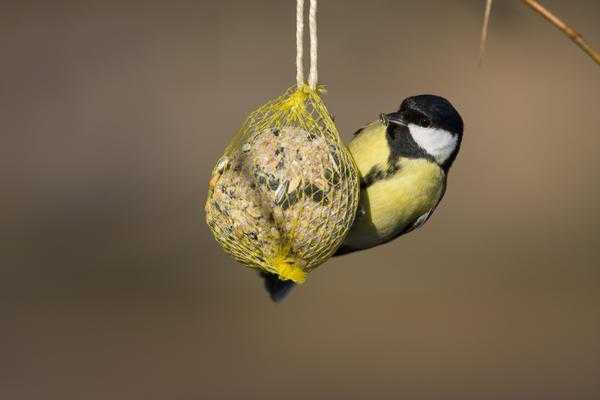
[409,124,458,164]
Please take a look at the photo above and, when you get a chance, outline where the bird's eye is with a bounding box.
[420,117,431,128]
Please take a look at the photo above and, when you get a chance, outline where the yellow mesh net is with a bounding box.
[205,84,360,283]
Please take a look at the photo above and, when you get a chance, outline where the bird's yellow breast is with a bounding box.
[344,122,445,250]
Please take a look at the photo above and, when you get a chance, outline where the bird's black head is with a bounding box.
[397,95,463,136]
[385,95,464,170]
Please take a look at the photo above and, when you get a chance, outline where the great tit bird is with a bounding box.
[261,94,464,301]
[336,94,463,254]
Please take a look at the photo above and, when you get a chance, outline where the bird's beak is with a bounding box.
[382,112,407,127]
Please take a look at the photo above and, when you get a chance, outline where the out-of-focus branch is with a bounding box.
[478,0,493,66]
[521,0,600,67]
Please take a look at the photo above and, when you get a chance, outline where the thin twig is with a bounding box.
[478,0,493,66]
[521,0,600,67]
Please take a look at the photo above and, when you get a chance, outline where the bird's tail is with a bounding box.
[259,271,296,302]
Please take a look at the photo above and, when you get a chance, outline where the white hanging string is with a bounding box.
[296,0,318,89]
[296,0,305,86]
[308,0,318,89]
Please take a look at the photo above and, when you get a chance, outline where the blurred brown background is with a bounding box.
[1,0,599,399]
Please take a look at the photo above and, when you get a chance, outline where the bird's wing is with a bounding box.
[402,179,447,235]
[335,178,447,256]
[334,243,359,256]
